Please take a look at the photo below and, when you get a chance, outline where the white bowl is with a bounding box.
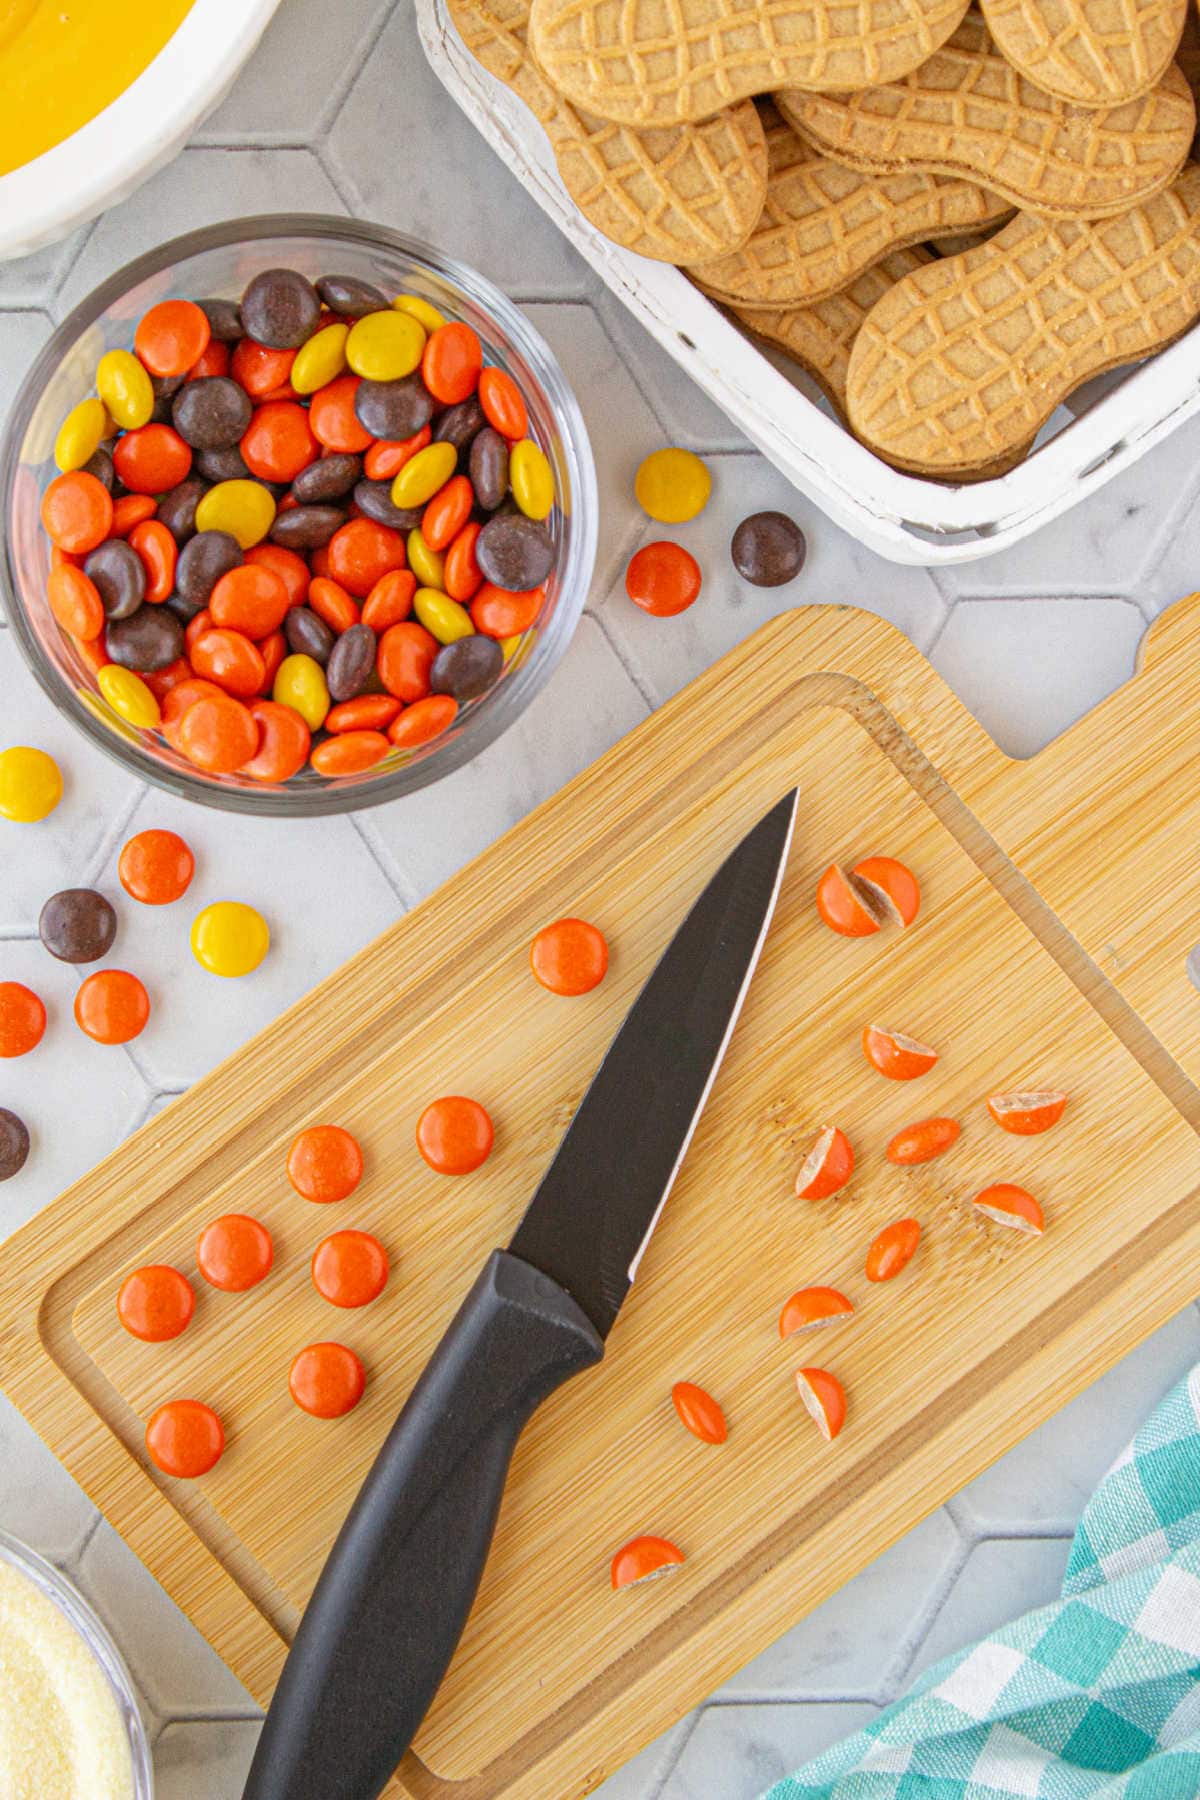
[0,0,283,263]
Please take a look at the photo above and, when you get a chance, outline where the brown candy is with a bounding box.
[730,511,807,587]
[39,888,117,963]
[0,1109,29,1181]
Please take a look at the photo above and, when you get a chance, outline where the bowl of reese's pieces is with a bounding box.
[0,215,597,815]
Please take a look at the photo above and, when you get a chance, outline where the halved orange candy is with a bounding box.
[973,1183,1044,1235]
[865,1216,921,1282]
[862,1024,938,1080]
[779,1286,854,1338]
[852,856,920,928]
[986,1091,1067,1135]
[795,1367,846,1441]
[886,1117,960,1165]
[795,1126,854,1200]
[815,864,881,937]
[611,1535,686,1589]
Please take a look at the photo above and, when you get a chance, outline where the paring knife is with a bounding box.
[242,790,798,1800]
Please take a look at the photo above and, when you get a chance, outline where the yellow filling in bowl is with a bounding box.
[0,0,195,177]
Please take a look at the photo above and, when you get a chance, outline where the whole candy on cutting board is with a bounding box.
[36,266,563,786]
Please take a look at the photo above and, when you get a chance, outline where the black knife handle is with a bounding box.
[241,1249,604,1800]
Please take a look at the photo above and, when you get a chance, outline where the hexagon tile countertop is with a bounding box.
[4,1,1200,1796]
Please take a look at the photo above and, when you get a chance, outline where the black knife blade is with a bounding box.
[242,789,797,1800]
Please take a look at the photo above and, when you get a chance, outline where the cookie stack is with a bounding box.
[449,0,1200,480]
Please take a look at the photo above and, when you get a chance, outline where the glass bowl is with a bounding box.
[0,216,598,815]
[0,1528,154,1796]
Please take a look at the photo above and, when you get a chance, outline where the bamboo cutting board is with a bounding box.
[4,599,1200,1800]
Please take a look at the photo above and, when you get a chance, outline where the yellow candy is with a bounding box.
[414,587,472,645]
[0,746,63,822]
[406,527,445,590]
[392,441,456,509]
[290,322,349,396]
[96,349,154,431]
[78,689,140,744]
[194,479,276,549]
[54,398,109,473]
[273,653,329,731]
[634,447,711,524]
[97,665,161,730]
[345,310,426,382]
[393,294,445,333]
[499,633,524,662]
[509,440,555,522]
[191,901,270,979]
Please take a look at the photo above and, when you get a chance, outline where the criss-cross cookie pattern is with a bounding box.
[447,0,768,258]
[527,0,972,127]
[733,245,933,413]
[778,13,1195,218]
[846,167,1200,472]
[689,111,1009,306]
[981,0,1187,107]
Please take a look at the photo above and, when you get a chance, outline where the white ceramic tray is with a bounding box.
[419,0,1200,564]
[0,0,282,264]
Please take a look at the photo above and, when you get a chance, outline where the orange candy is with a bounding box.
[145,1398,224,1478]
[129,519,177,604]
[113,424,192,495]
[231,338,296,399]
[119,828,195,905]
[110,493,158,538]
[0,982,47,1057]
[289,1342,366,1418]
[671,1381,727,1444]
[326,695,402,734]
[422,475,474,552]
[378,620,437,702]
[779,1287,854,1337]
[196,1213,274,1291]
[246,543,311,611]
[209,564,291,639]
[176,691,259,774]
[973,1183,1045,1235]
[326,519,407,598]
[287,1124,364,1203]
[134,299,211,377]
[416,1095,494,1174]
[311,1229,389,1308]
[611,1535,685,1589]
[443,521,483,603]
[815,864,880,938]
[530,917,609,996]
[886,1117,960,1165]
[795,1367,846,1441]
[47,563,104,640]
[240,399,319,484]
[310,730,390,776]
[865,1217,921,1283]
[852,855,920,928]
[422,322,483,404]
[361,569,416,634]
[117,1265,195,1342]
[471,582,543,639]
[364,427,431,481]
[479,366,529,440]
[794,1125,854,1200]
[188,338,230,380]
[308,373,372,453]
[986,1090,1068,1135]
[625,542,702,617]
[190,628,267,699]
[74,970,150,1044]
[862,1024,938,1081]
[40,470,113,553]
[308,576,360,636]
[387,695,456,748]
[240,699,310,783]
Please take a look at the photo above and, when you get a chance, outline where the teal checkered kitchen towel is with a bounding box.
[766,1366,1200,1799]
